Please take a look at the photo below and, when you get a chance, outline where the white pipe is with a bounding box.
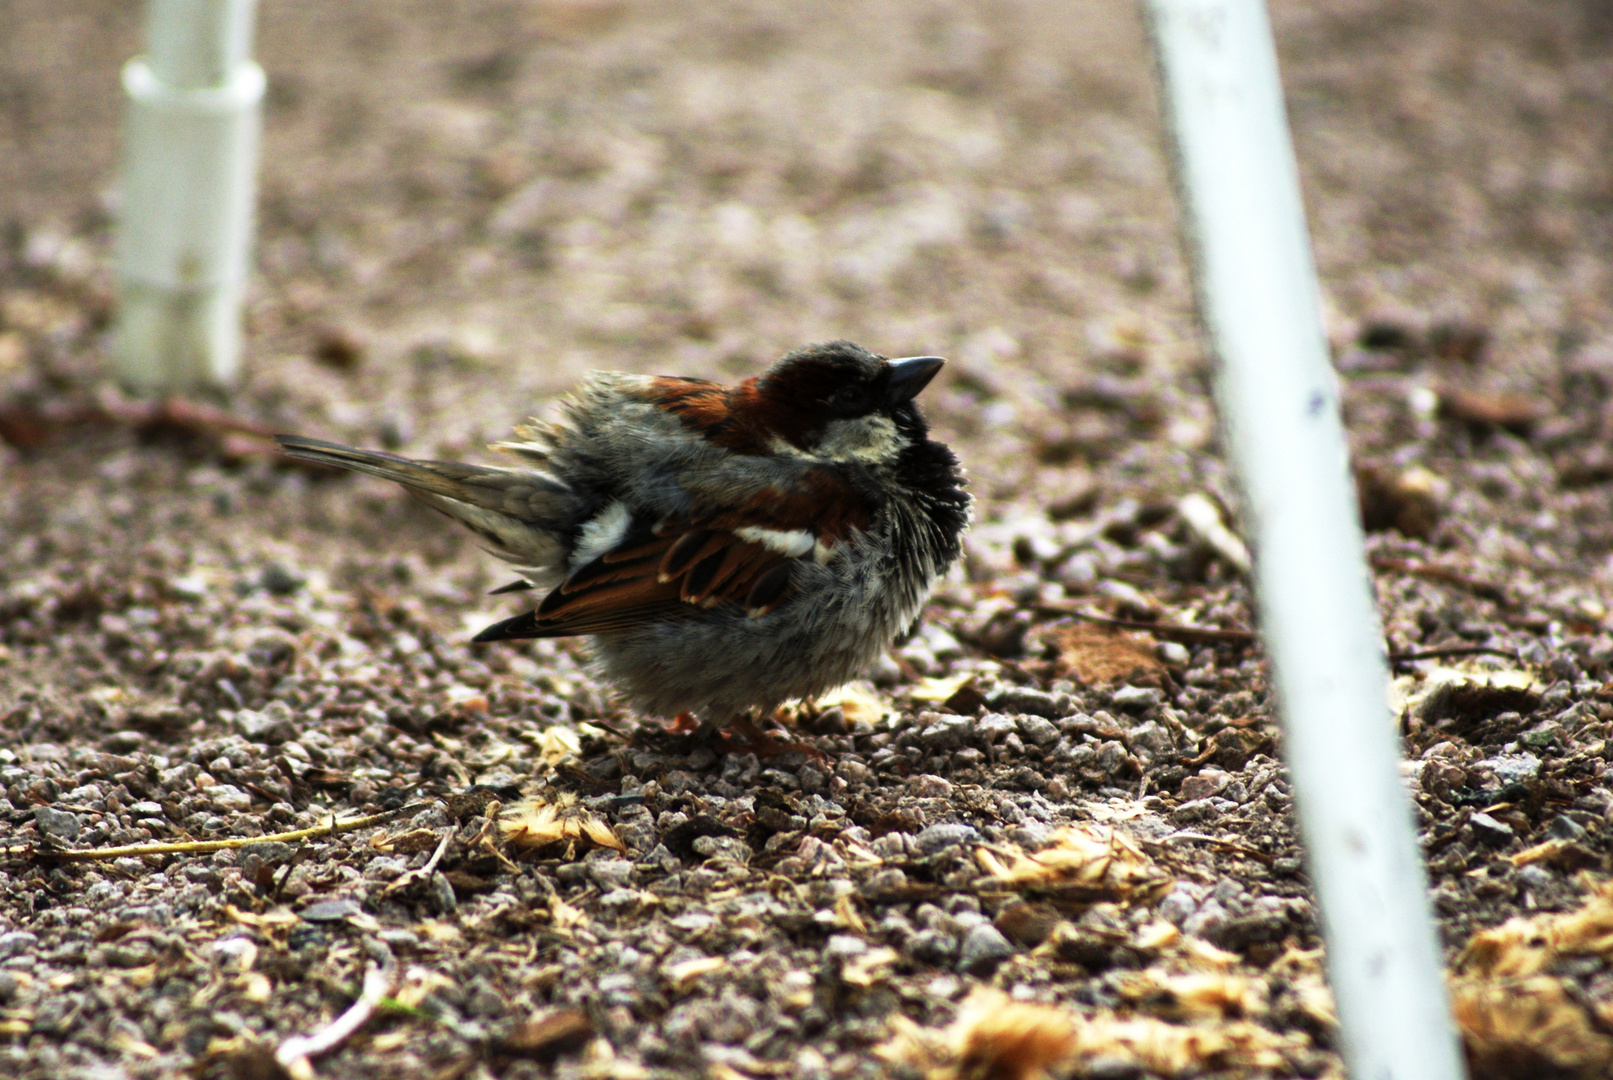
[113,0,263,392]
[1142,3,1466,1079]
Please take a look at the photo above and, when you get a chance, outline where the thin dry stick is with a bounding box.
[14,802,432,863]
[381,828,453,899]
[1032,601,1258,645]
[1386,645,1520,665]
[1178,491,1252,574]
[276,942,398,1080]
[1369,557,1508,604]
[1151,830,1277,867]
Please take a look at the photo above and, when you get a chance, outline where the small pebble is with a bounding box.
[259,561,305,595]
[956,923,1015,975]
[912,822,979,855]
[35,807,81,841]
[1111,685,1164,712]
[0,931,39,959]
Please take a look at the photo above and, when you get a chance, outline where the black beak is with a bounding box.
[883,356,945,406]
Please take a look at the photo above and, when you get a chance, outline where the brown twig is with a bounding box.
[1386,645,1520,665]
[1369,557,1509,604]
[381,828,454,898]
[1150,830,1276,867]
[0,389,333,471]
[1031,601,1258,645]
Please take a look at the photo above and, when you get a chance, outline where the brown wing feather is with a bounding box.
[475,465,875,642]
[479,528,798,640]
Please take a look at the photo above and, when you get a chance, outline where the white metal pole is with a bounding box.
[1142,3,1467,1079]
[113,0,263,392]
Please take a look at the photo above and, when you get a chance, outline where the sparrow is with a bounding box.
[275,340,971,733]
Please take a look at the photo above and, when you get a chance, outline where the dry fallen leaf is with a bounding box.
[1355,463,1442,539]
[1452,977,1613,1080]
[834,893,867,934]
[841,946,900,988]
[976,823,1173,904]
[1437,384,1547,433]
[500,793,626,854]
[498,1006,595,1062]
[1449,879,1613,1078]
[1118,969,1266,1022]
[549,894,589,934]
[876,987,1303,1080]
[1177,935,1244,971]
[224,905,300,929]
[1508,838,1600,871]
[1394,665,1539,730]
[237,971,273,1004]
[813,682,890,726]
[1048,624,1164,686]
[663,956,725,992]
[911,674,976,702]
[533,725,583,766]
[394,965,457,1010]
[369,827,444,854]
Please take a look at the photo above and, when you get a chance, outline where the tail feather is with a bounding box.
[275,434,574,572]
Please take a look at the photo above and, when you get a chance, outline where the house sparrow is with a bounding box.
[275,340,970,732]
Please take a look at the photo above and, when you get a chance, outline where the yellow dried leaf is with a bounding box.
[664,956,724,991]
[1287,972,1338,1030]
[550,895,588,933]
[1449,879,1613,1076]
[238,972,272,1003]
[500,793,625,854]
[370,1031,411,1052]
[224,904,299,929]
[534,725,583,766]
[108,1029,159,1058]
[395,965,457,1010]
[977,824,1172,903]
[835,893,867,934]
[1177,936,1241,971]
[1457,880,1613,981]
[876,987,1300,1080]
[1120,970,1266,1021]
[1135,921,1179,951]
[370,827,444,855]
[911,674,975,702]
[122,963,159,988]
[1392,664,1537,717]
[1509,838,1573,867]
[414,920,463,946]
[841,946,900,988]
[841,840,884,867]
[1453,975,1613,1078]
[815,682,889,726]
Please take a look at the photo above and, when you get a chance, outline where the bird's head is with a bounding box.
[742,340,945,465]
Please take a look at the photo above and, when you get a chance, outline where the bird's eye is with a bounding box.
[836,387,860,404]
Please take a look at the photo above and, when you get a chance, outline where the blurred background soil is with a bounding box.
[5,2,1613,1078]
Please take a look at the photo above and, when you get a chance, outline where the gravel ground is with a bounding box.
[5,2,1613,1078]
